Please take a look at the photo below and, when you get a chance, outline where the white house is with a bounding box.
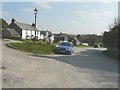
[8,18,42,39]
[40,30,54,43]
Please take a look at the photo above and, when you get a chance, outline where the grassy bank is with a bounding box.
[75,45,93,48]
[6,40,55,54]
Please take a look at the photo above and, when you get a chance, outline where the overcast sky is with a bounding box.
[1,1,118,35]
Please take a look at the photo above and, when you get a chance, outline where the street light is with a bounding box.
[34,8,38,36]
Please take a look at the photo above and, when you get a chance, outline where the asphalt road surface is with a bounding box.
[2,39,118,88]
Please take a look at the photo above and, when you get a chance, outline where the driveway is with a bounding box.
[2,39,118,88]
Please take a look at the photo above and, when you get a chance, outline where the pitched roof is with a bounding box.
[53,34,59,38]
[15,22,39,31]
[5,28,20,35]
[59,33,68,37]
[40,30,52,36]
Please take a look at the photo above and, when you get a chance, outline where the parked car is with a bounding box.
[94,44,100,48]
[54,42,74,55]
[81,43,89,46]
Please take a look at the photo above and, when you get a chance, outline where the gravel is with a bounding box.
[2,39,118,88]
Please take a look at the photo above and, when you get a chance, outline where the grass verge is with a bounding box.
[75,45,93,48]
[6,41,55,54]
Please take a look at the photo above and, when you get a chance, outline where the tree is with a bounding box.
[77,34,103,46]
[103,18,118,48]
[103,31,110,47]
[0,18,8,29]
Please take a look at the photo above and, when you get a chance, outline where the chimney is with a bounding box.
[60,32,62,34]
[11,18,16,23]
[32,23,35,27]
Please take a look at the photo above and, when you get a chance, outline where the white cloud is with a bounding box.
[40,0,119,2]
[101,11,113,16]
[36,2,52,9]
[73,10,87,15]
[73,10,113,18]
[21,8,33,13]
[34,0,52,9]
[102,0,116,3]
[101,0,112,5]
[101,0,118,5]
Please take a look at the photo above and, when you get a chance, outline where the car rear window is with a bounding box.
[60,42,71,46]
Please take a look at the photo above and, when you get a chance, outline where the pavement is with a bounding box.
[1,39,118,88]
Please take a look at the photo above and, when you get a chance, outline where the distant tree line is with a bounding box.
[77,34,103,46]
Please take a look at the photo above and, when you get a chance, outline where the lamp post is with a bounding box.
[34,8,38,36]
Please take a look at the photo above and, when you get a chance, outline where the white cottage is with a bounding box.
[8,18,42,39]
[40,30,54,43]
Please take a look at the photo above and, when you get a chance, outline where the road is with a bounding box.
[2,39,118,88]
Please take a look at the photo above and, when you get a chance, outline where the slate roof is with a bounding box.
[53,34,59,38]
[53,33,69,38]
[40,30,52,36]
[59,33,68,38]
[15,22,39,31]
[5,28,20,35]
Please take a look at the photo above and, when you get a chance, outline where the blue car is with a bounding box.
[54,42,74,55]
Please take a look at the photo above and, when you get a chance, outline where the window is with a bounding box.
[37,31,39,35]
[59,37,64,41]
